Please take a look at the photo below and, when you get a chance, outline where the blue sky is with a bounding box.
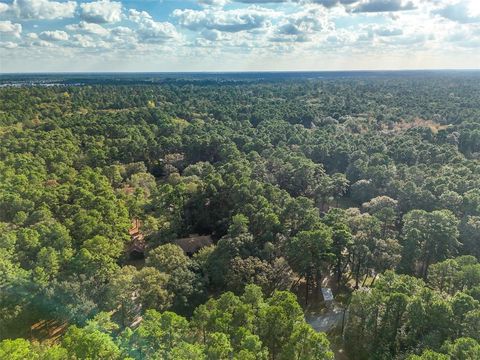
[0,0,479,72]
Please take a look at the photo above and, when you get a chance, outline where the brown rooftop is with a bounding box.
[174,235,213,255]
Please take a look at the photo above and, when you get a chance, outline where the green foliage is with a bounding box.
[0,339,34,360]
[345,266,480,360]
[2,76,480,359]
[401,210,460,278]
[0,285,333,359]
[62,325,121,359]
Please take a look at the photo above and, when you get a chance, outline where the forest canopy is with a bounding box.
[1,74,479,359]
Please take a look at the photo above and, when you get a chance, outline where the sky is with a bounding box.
[0,0,479,72]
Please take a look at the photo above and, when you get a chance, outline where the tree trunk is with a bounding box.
[382,220,387,238]
[305,275,309,305]
[354,262,362,289]
[361,272,369,287]
[422,253,432,280]
[336,259,342,285]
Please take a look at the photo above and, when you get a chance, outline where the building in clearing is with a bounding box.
[127,218,212,259]
[174,234,213,256]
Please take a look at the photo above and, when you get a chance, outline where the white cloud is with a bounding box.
[111,26,134,36]
[39,30,69,41]
[0,41,19,48]
[440,22,480,48]
[373,26,403,36]
[232,0,288,3]
[137,22,179,43]
[108,26,137,48]
[201,29,223,41]
[0,3,9,14]
[2,0,480,71]
[379,32,430,45]
[32,39,55,47]
[433,1,480,23]
[198,0,229,7]
[232,0,357,6]
[316,0,359,7]
[0,20,22,37]
[80,0,122,24]
[129,9,180,43]
[271,7,332,42]
[350,0,417,13]
[71,34,96,47]
[128,9,152,23]
[8,0,77,20]
[69,33,111,48]
[66,21,110,36]
[173,6,280,33]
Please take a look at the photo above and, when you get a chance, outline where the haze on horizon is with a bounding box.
[1,0,480,73]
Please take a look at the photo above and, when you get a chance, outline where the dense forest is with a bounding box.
[1,74,480,359]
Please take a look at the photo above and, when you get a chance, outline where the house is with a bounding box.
[129,218,141,236]
[128,219,145,260]
[174,234,213,256]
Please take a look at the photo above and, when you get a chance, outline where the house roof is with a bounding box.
[174,235,213,254]
[321,287,334,302]
[129,218,141,236]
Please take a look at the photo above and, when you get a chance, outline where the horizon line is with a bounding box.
[2,68,480,75]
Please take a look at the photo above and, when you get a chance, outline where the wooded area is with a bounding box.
[0,74,479,359]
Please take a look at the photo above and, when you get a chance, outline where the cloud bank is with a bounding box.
[0,0,479,71]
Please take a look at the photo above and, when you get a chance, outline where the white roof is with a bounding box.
[321,287,334,301]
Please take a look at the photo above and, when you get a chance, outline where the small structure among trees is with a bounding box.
[127,219,145,260]
[321,287,334,303]
[174,234,213,256]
